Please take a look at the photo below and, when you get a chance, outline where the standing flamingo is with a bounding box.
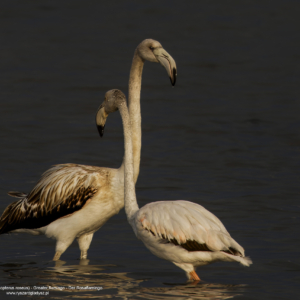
[0,39,177,261]
[98,89,252,281]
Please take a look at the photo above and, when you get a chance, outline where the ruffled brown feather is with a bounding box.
[0,164,100,234]
[0,186,97,234]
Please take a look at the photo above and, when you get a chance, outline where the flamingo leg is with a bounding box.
[189,270,200,281]
[77,233,94,259]
[53,251,62,261]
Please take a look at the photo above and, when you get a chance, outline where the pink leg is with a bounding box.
[189,270,201,281]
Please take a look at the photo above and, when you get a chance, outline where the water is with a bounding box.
[0,1,299,299]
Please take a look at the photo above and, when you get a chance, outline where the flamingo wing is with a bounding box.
[0,164,99,234]
[136,200,244,257]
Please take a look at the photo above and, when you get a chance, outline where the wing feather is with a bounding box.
[0,164,100,234]
[7,192,28,198]
[137,200,244,257]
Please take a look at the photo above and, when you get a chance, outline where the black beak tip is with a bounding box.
[170,68,177,86]
[170,77,176,86]
[97,125,105,137]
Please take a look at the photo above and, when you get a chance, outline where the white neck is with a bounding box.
[119,102,139,224]
[120,50,144,183]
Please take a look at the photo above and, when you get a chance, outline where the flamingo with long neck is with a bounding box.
[99,89,252,281]
[0,39,177,261]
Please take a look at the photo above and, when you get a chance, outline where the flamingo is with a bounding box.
[98,89,252,281]
[0,39,177,261]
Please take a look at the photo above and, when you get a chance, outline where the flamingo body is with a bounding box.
[98,89,252,281]
[0,164,123,259]
[133,200,251,278]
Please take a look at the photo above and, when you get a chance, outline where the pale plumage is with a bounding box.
[0,39,177,261]
[100,89,252,281]
[134,200,252,279]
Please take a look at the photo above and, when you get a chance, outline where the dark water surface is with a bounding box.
[0,1,299,299]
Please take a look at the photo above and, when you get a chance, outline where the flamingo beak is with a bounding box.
[153,48,177,86]
[95,104,108,137]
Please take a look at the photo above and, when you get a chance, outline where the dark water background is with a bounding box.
[0,1,299,299]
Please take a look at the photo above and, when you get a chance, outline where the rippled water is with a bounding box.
[0,1,299,299]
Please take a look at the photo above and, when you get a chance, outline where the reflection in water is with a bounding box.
[132,284,242,300]
[0,259,244,299]
[48,259,143,295]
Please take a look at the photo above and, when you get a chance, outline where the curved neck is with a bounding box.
[125,49,144,183]
[119,102,139,222]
